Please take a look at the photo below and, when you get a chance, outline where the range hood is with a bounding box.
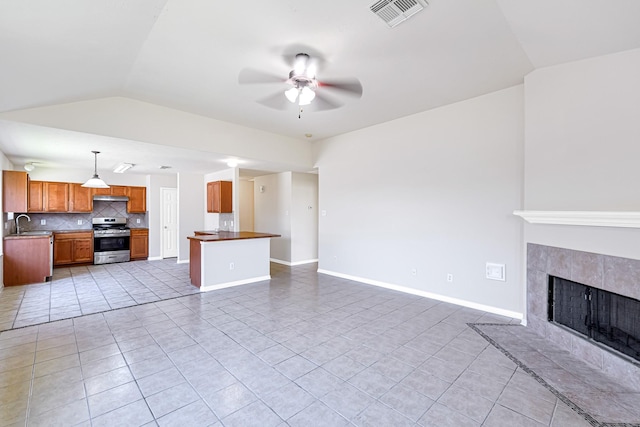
[93,195,129,202]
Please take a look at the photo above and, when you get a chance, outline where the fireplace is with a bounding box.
[527,244,640,390]
[548,275,640,363]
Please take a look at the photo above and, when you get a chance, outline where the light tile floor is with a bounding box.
[0,260,198,330]
[0,261,627,426]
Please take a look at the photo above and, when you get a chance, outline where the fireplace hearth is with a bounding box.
[549,276,640,363]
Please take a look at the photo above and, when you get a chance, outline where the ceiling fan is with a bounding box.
[238,52,363,113]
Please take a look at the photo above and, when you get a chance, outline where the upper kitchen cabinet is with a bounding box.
[44,182,69,212]
[68,183,93,212]
[27,180,44,212]
[92,185,127,196]
[111,185,128,196]
[127,186,146,213]
[2,170,28,212]
[28,181,69,212]
[207,181,232,213]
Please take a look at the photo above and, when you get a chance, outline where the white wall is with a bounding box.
[314,86,525,316]
[254,172,292,262]
[239,180,254,232]
[524,48,640,260]
[291,173,318,263]
[177,172,205,262]
[0,97,313,170]
[23,168,147,186]
[148,174,177,259]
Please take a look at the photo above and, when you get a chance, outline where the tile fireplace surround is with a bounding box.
[526,243,640,390]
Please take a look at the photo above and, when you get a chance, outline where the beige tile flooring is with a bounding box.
[0,260,627,426]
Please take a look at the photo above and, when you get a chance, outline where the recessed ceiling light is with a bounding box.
[226,159,239,168]
[305,133,313,138]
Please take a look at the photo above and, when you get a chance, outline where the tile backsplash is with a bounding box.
[7,201,148,233]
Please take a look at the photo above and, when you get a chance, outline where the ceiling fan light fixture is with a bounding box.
[298,86,316,106]
[285,87,299,103]
[81,151,110,188]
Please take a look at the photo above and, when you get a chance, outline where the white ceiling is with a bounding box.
[1,0,640,176]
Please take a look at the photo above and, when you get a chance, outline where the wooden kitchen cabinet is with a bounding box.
[28,181,69,212]
[28,180,44,212]
[127,186,147,213]
[130,228,149,260]
[53,231,93,266]
[207,181,232,213]
[68,183,93,212]
[2,170,28,213]
[92,185,127,196]
[110,185,128,196]
[3,235,51,286]
[44,182,69,212]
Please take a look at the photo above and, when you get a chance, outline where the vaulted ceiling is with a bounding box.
[1,0,639,174]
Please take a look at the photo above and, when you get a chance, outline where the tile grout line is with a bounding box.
[468,322,610,427]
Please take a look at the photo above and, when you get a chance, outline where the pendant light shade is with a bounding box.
[81,151,109,188]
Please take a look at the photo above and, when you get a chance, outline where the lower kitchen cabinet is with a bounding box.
[130,228,149,260]
[53,231,93,266]
[3,236,51,286]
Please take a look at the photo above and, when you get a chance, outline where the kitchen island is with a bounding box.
[188,231,280,292]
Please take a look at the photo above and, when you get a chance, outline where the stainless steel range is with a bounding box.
[92,217,130,264]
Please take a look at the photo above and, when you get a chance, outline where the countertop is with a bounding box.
[4,229,94,239]
[4,232,53,240]
[188,231,281,242]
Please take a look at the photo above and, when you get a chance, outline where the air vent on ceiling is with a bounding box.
[370,0,427,28]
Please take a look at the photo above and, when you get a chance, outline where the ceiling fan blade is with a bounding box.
[238,68,285,85]
[309,92,343,112]
[318,78,363,97]
[257,91,291,110]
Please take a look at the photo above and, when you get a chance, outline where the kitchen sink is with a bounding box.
[16,231,52,236]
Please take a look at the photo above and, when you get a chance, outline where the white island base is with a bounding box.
[189,232,279,292]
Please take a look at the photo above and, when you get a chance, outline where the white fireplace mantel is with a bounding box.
[513,210,640,228]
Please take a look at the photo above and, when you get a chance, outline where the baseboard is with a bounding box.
[200,275,271,292]
[147,256,163,261]
[270,258,319,266]
[317,269,523,320]
[176,259,190,264]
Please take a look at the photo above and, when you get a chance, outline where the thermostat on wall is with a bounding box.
[486,262,506,281]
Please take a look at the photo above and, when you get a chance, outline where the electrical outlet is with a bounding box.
[4,222,7,230]
[77,220,82,225]
[447,273,454,283]
[136,219,141,224]
[230,220,233,227]
[229,262,235,270]
[40,219,46,225]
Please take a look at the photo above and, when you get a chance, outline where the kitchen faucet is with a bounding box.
[15,214,31,234]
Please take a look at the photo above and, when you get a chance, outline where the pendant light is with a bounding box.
[81,151,109,188]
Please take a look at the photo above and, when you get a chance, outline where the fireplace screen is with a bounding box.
[548,276,640,363]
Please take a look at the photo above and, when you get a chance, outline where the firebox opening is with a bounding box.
[548,275,640,364]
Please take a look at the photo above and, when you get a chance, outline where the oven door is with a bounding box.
[94,235,130,264]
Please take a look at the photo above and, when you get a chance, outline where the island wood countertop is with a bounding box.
[189,231,281,242]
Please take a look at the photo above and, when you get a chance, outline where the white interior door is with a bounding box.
[161,187,178,258]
